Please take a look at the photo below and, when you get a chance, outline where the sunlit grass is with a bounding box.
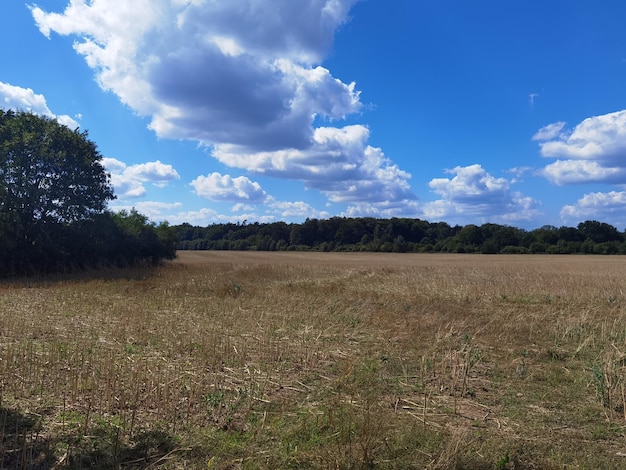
[2,252,626,468]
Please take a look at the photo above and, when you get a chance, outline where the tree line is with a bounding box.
[0,110,178,276]
[4,110,624,278]
[175,218,626,255]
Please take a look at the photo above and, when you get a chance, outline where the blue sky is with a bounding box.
[2,1,626,229]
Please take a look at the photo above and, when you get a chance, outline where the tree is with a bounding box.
[110,209,178,265]
[456,224,484,247]
[0,111,114,224]
[532,225,559,246]
[577,220,623,244]
[0,110,178,275]
[0,110,115,272]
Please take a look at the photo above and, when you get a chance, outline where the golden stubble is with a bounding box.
[2,252,626,468]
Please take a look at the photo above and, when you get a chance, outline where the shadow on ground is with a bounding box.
[1,407,180,469]
[0,407,52,469]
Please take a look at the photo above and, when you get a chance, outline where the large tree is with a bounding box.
[0,110,115,272]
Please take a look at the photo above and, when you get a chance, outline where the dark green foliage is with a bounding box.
[578,220,623,243]
[108,209,178,265]
[0,110,178,275]
[175,218,626,255]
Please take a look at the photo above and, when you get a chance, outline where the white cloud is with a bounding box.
[30,0,360,150]
[107,201,274,226]
[190,172,267,203]
[162,207,275,226]
[343,199,421,218]
[213,125,415,203]
[542,159,626,185]
[115,196,330,226]
[110,177,146,198]
[30,0,415,208]
[561,191,626,228]
[424,164,541,224]
[162,207,226,226]
[103,158,180,198]
[538,111,626,161]
[101,157,126,173]
[124,160,180,187]
[532,121,565,142]
[231,197,331,219]
[506,166,534,183]
[0,81,79,128]
[231,203,254,212]
[535,110,626,185]
[429,164,509,202]
[267,199,330,219]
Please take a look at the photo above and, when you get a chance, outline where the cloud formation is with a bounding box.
[213,125,415,203]
[0,81,78,128]
[103,157,180,198]
[535,110,626,185]
[266,199,330,219]
[423,164,540,224]
[561,191,626,228]
[191,172,267,203]
[30,0,417,212]
[542,160,626,185]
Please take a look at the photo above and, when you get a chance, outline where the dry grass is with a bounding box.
[2,251,626,468]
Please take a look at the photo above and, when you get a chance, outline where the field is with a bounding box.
[2,251,626,468]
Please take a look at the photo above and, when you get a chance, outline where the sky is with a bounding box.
[2,1,626,230]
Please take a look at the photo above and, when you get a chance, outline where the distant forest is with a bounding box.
[174,218,626,254]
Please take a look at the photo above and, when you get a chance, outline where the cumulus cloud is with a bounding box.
[30,1,360,148]
[542,160,626,185]
[0,81,78,128]
[190,172,267,203]
[229,198,329,219]
[213,125,415,203]
[267,199,330,219]
[561,191,626,228]
[423,164,540,224]
[103,157,180,198]
[126,161,181,187]
[538,111,626,161]
[536,110,626,185]
[429,164,509,202]
[343,199,421,219]
[31,0,415,208]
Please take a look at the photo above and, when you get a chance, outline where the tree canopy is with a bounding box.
[0,110,178,275]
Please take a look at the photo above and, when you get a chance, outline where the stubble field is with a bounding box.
[2,251,626,468]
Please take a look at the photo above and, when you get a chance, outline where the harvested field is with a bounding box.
[2,251,626,468]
